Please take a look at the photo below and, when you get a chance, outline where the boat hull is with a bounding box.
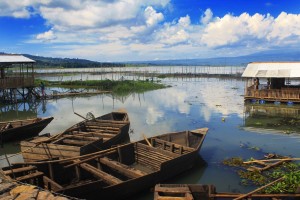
[2,128,207,200]
[0,117,53,142]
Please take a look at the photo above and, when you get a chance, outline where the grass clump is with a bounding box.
[35,79,167,95]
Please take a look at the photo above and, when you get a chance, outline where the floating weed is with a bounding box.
[222,157,246,167]
[247,146,260,151]
[223,156,300,194]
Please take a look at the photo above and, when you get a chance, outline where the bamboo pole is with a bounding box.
[74,112,87,120]
[243,158,300,164]
[233,176,285,200]
[143,134,152,147]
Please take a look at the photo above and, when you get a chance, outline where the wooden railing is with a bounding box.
[245,88,300,102]
[0,77,34,89]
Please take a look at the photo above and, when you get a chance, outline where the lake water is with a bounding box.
[1,75,300,199]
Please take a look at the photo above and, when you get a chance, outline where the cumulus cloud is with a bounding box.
[36,30,57,42]
[200,8,213,24]
[144,6,164,27]
[0,0,50,18]
[2,0,300,61]
[37,0,170,30]
[154,15,191,46]
[200,12,300,49]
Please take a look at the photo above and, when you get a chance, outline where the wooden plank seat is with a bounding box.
[135,143,179,170]
[63,135,100,142]
[136,143,178,159]
[87,129,119,134]
[84,123,120,130]
[71,131,115,138]
[94,119,128,124]
[62,139,91,146]
[43,176,63,191]
[2,166,37,175]
[155,185,191,193]
[16,171,44,182]
[99,157,147,179]
[155,185,194,200]
[152,138,194,154]
[79,163,122,185]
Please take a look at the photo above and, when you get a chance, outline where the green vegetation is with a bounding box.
[35,79,168,95]
[157,74,167,79]
[223,157,300,194]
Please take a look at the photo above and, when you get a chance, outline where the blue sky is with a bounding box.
[1,0,300,62]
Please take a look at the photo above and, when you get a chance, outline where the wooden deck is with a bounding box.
[244,87,300,102]
[0,77,34,89]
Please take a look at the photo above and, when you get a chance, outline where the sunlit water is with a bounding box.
[1,76,300,199]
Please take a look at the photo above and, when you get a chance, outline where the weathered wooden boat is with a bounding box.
[21,111,130,162]
[0,117,54,142]
[154,184,300,200]
[2,128,208,200]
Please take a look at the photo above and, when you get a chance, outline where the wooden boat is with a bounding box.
[154,184,300,200]
[20,111,130,162]
[0,117,54,142]
[1,128,208,200]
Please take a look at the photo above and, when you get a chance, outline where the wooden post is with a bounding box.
[118,147,122,163]
[186,131,189,147]
[75,165,81,180]
[48,163,54,180]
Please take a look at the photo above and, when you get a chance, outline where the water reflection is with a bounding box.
[0,102,38,121]
[244,103,300,134]
[0,77,300,198]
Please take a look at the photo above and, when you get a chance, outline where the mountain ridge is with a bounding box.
[2,51,300,67]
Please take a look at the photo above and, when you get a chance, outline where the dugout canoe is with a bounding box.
[0,117,53,142]
[20,111,130,162]
[2,128,208,200]
[154,184,300,200]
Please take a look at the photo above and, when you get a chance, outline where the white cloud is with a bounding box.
[0,0,50,18]
[268,12,300,41]
[38,0,169,30]
[2,1,300,61]
[201,8,213,24]
[154,15,191,46]
[36,30,57,41]
[200,12,300,49]
[144,6,164,27]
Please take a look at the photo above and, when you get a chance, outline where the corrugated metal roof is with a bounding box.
[242,62,300,78]
[0,55,35,64]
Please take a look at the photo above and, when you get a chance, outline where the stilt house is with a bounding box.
[0,54,36,102]
[242,62,300,103]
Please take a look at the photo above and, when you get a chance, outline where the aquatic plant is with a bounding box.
[35,79,167,95]
[223,157,300,194]
[222,157,246,167]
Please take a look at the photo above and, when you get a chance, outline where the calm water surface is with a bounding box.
[1,76,300,199]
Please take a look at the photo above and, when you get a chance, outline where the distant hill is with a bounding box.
[3,50,300,67]
[127,50,300,66]
[23,54,125,68]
